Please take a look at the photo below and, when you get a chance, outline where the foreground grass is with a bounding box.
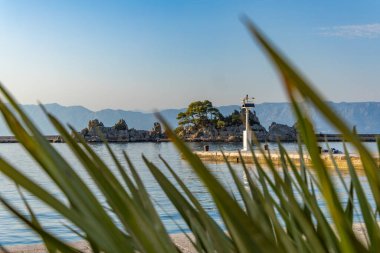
[0,18,379,253]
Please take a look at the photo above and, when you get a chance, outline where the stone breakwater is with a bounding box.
[77,119,166,142]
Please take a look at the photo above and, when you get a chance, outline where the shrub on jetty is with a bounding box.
[0,18,379,253]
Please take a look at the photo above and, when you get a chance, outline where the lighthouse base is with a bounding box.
[242,130,252,152]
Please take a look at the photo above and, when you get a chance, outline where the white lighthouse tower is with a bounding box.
[242,95,255,152]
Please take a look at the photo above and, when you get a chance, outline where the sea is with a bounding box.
[0,142,377,246]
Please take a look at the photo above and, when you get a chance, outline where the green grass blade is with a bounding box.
[158,114,282,253]
[344,181,354,227]
[143,155,231,253]
[242,18,380,214]
[17,186,57,252]
[158,155,235,252]
[0,196,80,253]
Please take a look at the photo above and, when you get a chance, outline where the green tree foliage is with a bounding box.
[223,110,243,126]
[216,120,226,129]
[177,100,221,128]
[177,102,260,131]
[222,109,258,127]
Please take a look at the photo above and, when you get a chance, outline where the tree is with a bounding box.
[177,100,221,128]
[223,110,243,126]
[223,109,260,127]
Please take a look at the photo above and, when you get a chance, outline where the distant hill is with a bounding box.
[0,102,379,135]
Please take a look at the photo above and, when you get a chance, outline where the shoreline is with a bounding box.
[0,224,370,252]
[0,134,378,144]
[0,234,195,253]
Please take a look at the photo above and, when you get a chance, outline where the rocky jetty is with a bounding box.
[176,125,240,142]
[176,111,297,142]
[176,111,271,142]
[78,113,298,143]
[175,99,302,142]
[79,119,166,142]
[177,124,268,142]
[177,122,296,142]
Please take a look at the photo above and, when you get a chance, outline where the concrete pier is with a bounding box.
[193,150,380,169]
[315,134,379,142]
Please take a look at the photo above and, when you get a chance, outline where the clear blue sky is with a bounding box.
[0,0,379,111]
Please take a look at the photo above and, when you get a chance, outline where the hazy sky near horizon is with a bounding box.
[0,0,379,111]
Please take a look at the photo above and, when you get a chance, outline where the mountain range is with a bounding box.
[1,102,379,135]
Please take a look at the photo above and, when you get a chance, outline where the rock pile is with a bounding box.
[78,119,165,142]
[176,115,270,142]
[267,122,297,142]
[176,118,297,142]
[78,117,298,143]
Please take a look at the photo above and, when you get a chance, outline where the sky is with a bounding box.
[0,0,379,111]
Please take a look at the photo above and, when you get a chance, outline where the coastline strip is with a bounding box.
[0,234,195,253]
[0,134,378,143]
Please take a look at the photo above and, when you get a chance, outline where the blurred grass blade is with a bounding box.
[242,17,380,213]
[0,196,80,253]
[17,186,57,253]
[143,155,232,253]
[158,155,235,252]
[158,113,282,253]
[344,181,354,227]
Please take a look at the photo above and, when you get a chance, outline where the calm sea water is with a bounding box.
[0,142,377,246]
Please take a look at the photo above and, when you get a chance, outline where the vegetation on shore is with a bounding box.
[0,18,379,253]
[174,100,265,142]
[176,100,257,130]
